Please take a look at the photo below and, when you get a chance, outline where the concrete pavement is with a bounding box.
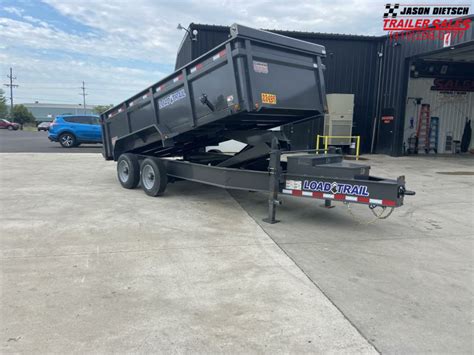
[231,154,474,354]
[0,153,376,353]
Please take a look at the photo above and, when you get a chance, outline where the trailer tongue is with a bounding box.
[101,23,414,223]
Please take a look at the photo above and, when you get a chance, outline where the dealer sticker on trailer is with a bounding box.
[285,180,302,190]
[261,93,277,104]
[253,61,269,74]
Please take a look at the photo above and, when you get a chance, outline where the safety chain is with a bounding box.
[344,202,395,225]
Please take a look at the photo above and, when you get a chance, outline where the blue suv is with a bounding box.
[48,115,102,148]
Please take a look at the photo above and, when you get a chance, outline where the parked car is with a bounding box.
[0,119,20,130]
[37,121,51,131]
[48,115,102,148]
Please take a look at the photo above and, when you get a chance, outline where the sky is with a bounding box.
[0,0,471,106]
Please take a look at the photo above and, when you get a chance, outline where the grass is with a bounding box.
[22,125,38,132]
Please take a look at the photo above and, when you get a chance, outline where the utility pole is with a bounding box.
[79,81,88,114]
[4,67,19,122]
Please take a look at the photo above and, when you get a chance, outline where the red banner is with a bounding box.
[430,79,474,92]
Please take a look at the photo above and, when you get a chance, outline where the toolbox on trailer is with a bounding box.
[101,24,414,223]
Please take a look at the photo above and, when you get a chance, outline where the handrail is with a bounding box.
[316,135,361,160]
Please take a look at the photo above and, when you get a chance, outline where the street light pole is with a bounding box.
[80,81,87,114]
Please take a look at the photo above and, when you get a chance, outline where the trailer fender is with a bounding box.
[113,125,162,160]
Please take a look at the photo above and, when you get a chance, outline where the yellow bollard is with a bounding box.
[315,135,361,158]
[356,136,360,160]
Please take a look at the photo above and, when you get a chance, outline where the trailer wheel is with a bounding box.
[117,153,140,189]
[140,158,167,197]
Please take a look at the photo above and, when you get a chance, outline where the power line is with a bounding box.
[16,82,150,92]
[3,67,19,121]
[15,85,129,95]
[79,81,88,114]
[14,96,92,104]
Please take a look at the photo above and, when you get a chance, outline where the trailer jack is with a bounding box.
[263,137,282,224]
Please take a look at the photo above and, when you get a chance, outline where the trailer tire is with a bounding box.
[117,153,140,189]
[140,158,167,197]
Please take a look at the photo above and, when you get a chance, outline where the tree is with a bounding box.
[11,104,35,129]
[93,104,114,114]
[0,89,8,118]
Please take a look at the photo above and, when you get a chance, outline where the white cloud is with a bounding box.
[1,51,165,105]
[0,17,173,64]
[1,0,392,105]
[3,6,24,16]
[22,15,50,27]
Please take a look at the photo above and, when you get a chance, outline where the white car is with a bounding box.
[37,122,52,131]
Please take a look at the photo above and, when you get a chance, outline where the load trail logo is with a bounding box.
[383,3,471,41]
[302,180,369,197]
[158,88,186,109]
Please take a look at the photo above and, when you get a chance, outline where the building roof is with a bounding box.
[190,15,474,41]
[189,23,381,41]
[21,102,96,109]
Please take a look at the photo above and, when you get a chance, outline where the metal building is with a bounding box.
[175,19,474,156]
[21,102,96,123]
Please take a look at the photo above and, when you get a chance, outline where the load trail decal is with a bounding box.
[159,88,186,109]
[302,180,369,197]
[283,179,397,207]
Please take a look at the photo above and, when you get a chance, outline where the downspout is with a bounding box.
[393,58,412,156]
[370,39,385,153]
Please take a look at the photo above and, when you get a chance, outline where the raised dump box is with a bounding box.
[101,23,327,160]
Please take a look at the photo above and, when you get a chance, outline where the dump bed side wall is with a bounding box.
[246,41,325,111]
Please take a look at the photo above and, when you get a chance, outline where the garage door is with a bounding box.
[403,59,473,154]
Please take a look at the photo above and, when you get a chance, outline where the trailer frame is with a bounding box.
[119,131,413,224]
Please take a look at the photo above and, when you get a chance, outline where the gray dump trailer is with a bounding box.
[101,23,414,223]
